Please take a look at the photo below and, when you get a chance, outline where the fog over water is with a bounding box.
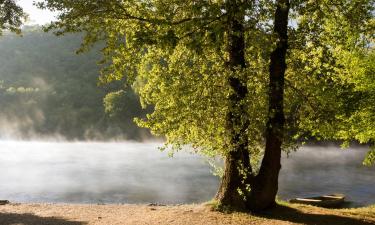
[0,141,374,206]
[0,141,217,204]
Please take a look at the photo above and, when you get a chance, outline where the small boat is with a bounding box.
[289,194,345,208]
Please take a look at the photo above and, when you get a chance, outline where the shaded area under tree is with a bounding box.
[0,212,86,225]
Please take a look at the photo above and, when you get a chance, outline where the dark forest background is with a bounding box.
[0,26,150,140]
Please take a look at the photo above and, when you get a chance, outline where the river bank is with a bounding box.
[0,202,374,225]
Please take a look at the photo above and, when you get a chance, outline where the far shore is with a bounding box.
[0,202,374,225]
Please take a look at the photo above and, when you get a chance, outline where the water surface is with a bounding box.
[0,141,373,206]
[279,145,375,207]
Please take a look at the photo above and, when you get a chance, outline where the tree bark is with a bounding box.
[248,0,290,211]
[215,0,290,212]
[215,0,252,210]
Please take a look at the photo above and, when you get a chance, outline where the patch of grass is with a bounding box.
[275,199,291,207]
[204,200,235,213]
[340,205,375,219]
[203,200,248,213]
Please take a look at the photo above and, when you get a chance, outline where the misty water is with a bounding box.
[0,141,374,207]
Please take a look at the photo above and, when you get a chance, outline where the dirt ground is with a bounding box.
[0,203,374,225]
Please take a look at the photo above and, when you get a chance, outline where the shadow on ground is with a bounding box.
[0,212,86,225]
[259,205,375,225]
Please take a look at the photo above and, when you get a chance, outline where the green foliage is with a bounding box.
[38,1,374,164]
[285,1,374,163]
[364,147,375,166]
[0,0,27,35]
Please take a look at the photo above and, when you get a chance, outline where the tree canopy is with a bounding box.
[38,0,374,211]
[0,0,26,35]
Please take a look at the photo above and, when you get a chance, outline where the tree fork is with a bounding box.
[247,0,290,211]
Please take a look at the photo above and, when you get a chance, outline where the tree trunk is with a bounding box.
[215,0,252,210]
[215,0,290,212]
[248,0,290,211]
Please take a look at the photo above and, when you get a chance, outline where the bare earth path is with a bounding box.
[0,203,374,225]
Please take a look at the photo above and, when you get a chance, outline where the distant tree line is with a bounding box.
[0,26,151,140]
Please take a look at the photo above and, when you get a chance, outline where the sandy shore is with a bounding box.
[0,203,374,225]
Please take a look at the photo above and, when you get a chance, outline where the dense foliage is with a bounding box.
[0,0,26,35]
[0,26,150,140]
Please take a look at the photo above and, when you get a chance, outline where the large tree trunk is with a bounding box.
[215,0,290,211]
[248,0,290,211]
[215,0,252,210]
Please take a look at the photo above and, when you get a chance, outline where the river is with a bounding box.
[0,141,373,206]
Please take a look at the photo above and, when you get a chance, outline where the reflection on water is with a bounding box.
[0,141,373,206]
